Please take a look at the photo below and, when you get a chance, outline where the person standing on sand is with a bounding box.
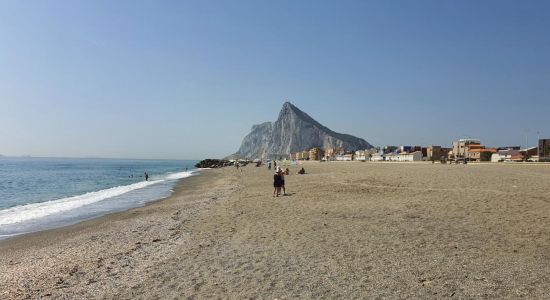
[273,167,283,197]
[280,169,286,195]
[144,172,149,181]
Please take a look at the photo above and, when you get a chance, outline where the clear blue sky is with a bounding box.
[1,1,549,159]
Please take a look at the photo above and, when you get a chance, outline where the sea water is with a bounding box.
[0,157,198,239]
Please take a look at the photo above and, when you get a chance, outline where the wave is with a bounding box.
[0,170,197,226]
[165,170,198,180]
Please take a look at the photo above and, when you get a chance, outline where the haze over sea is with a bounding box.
[0,157,197,239]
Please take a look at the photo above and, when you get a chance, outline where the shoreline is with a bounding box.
[0,169,199,244]
[0,169,213,248]
[0,167,240,299]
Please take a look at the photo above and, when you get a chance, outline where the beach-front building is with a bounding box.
[539,139,550,162]
[323,147,343,161]
[399,151,423,162]
[385,151,422,162]
[452,138,481,158]
[426,145,442,161]
[383,146,398,154]
[519,146,538,162]
[466,146,497,161]
[293,150,310,160]
[400,146,412,153]
[371,152,385,161]
[335,151,354,161]
[491,149,522,162]
[385,153,397,161]
[355,150,367,161]
[309,147,324,161]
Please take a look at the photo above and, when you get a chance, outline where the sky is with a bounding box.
[1,1,549,159]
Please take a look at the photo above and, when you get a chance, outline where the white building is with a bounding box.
[491,149,522,162]
[386,151,423,162]
[399,151,423,161]
[335,153,353,161]
[385,153,398,161]
[371,153,385,161]
[355,150,367,161]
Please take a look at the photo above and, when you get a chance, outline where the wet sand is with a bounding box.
[1,162,549,299]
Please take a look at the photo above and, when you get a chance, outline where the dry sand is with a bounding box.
[1,162,549,299]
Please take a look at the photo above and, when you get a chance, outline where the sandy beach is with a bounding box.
[1,162,549,299]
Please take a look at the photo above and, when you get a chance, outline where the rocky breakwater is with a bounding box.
[195,159,231,169]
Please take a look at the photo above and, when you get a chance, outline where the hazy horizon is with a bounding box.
[2,1,549,159]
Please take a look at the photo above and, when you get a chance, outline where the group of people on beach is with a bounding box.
[273,166,288,197]
[271,163,306,197]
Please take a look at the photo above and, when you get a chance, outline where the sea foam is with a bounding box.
[165,170,198,180]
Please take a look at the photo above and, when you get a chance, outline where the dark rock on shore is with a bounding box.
[195,159,230,169]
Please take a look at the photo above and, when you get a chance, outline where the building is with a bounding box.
[293,150,310,160]
[371,152,385,161]
[399,151,423,161]
[451,138,499,161]
[466,147,497,161]
[400,146,412,153]
[324,148,335,160]
[426,145,442,161]
[383,146,398,154]
[411,146,422,153]
[385,151,422,162]
[539,139,550,162]
[440,147,452,160]
[497,146,521,151]
[421,147,428,158]
[292,152,305,160]
[385,153,397,161]
[309,148,324,161]
[491,149,522,162]
[520,147,538,162]
[452,138,481,158]
[335,151,354,161]
[355,150,367,161]
[323,147,343,161]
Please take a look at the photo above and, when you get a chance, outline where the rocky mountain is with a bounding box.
[231,102,372,159]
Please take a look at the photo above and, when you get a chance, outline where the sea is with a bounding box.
[0,157,198,240]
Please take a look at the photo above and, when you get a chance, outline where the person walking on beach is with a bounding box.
[268,161,272,170]
[144,171,149,181]
[273,167,283,197]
